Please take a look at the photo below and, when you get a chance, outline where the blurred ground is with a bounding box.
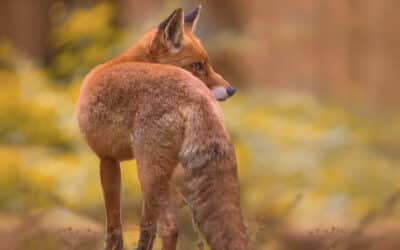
[0,1,399,250]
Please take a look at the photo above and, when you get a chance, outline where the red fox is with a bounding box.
[77,6,248,250]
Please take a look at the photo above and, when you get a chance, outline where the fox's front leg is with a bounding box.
[100,157,123,250]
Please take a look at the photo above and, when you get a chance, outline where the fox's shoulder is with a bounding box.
[104,61,192,79]
[80,60,222,125]
[86,60,187,79]
[85,61,204,89]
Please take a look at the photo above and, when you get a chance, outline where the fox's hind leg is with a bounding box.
[159,206,178,250]
[134,158,177,250]
[158,163,187,250]
[100,157,123,250]
[132,111,184,250]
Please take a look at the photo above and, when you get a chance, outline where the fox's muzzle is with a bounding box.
[212,86,237,101]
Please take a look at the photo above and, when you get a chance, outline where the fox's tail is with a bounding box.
[179,105,249,250]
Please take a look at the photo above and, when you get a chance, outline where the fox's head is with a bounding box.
[147,6,236,101]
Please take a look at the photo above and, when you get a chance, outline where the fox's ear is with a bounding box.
[158,8,184,50]
[184,5,202,32]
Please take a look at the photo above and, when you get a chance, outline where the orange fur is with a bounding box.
[77,6,248,250]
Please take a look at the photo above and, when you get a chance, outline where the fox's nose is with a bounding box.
[226,86,236,96]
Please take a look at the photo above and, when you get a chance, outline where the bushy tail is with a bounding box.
[179,107,249,250]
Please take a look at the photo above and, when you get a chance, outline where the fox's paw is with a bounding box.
[104,229,123,250]
[135,226,156,250]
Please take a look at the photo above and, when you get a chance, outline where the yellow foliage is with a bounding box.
[51,2,115,48]
[0,3,399,241]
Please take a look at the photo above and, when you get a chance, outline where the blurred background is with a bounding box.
[0,0,399,249]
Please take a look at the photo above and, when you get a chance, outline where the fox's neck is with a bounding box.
[185,158,249,250]
[112,30,157,64]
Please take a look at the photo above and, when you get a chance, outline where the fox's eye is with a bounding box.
[191,62,203,71]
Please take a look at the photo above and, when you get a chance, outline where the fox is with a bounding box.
[77,6,248,250]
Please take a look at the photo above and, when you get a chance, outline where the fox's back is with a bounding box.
[77,61,222,160]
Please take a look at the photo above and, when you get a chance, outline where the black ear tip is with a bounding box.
[185,5,202,23]
[171,8,184,20]
[175,8,184,15]
[159,8,184,30]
